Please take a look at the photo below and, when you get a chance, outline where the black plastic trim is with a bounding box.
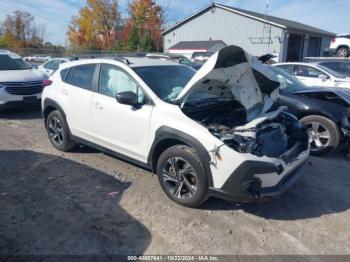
[147,126,214,187]
[209,159,307,203]
[42,98,66,120]
[72,135,151,170]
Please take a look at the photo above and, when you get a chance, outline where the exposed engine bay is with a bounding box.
[177,45,309,160]
[183,101,308,160]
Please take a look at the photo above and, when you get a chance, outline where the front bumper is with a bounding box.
[209,143,309,203]
[0,90,41,111]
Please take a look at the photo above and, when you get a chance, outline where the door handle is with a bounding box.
[93,102,103,110]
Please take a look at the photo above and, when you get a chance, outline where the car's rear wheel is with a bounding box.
[46,110,76,152]
[300,115,340,156]
[156,145,208,207]
[336,47,349,57]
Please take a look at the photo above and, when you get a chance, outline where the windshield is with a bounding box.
[317,65,346,79]
[134,65,196,102]
[178,57,195,66]
[269,66,306,92]
[0,54,32,70]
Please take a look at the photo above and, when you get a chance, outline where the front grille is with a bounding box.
[4,81,43,95]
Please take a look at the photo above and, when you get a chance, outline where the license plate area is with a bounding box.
[23,96,38,103]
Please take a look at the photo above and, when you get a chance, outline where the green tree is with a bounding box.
[126,0,164,52]
[139,31,154,52]
[0,37,7,48]
[126,25,139,51]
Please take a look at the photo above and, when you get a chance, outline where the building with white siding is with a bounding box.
[162,3,335,62]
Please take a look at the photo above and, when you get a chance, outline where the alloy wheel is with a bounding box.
[337,48,348,57]
[306,122,331,152]
[48,116,64,146]
[162,157,198,199]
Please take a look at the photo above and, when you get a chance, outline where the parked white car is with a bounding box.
[0,50,47,110]
[330,34,350,57]
[24,55,51,63]
[273,62,350,88]
[42,46,309,207]
[36,58,69,77]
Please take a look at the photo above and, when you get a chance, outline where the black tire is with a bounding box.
[300,115,340,156]
[336,47,349,57]
[46,110,76,152]
[156,145,208,207]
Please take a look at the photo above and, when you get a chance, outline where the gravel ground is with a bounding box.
[0,108,349,256]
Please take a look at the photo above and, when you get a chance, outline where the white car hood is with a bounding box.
[0,69,46,82]
[176,45,280,120]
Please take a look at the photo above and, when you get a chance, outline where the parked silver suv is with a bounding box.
[0,50,46,110]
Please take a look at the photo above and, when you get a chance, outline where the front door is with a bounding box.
[294,65,331,87]
[91,63,153,163]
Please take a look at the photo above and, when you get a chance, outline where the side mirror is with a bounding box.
[318,74,328,81]
[116,91,138,106]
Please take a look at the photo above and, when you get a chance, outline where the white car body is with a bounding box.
[330,34,350,57]
[42,46,309,206]
[273,62,350,88]
[37,58,69,77]
[0,51,46,110]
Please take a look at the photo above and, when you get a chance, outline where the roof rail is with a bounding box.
[114,57,131,65]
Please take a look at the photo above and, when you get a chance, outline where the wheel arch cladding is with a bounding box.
[148,126,214,187]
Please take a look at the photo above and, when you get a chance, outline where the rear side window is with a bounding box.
[60,68,70,80]
[320,62,340,71]
[65,64,96,90]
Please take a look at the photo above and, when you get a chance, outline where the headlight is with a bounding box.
[0,83,5,89]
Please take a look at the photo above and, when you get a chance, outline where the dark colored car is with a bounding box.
[270,66,350,156]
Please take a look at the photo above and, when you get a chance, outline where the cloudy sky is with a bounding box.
[0,0,348,45]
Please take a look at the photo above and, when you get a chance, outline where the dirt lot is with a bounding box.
[0,108,350,256]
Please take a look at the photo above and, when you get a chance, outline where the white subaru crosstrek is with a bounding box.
[0,50,47,110]
[42,46,310,207]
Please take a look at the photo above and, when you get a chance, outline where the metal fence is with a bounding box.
[5,48,151,59]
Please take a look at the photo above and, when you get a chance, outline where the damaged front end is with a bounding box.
[212,107,309,162]
[177,45,309,163]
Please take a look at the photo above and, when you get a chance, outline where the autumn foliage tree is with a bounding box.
[67,0,121,50]
[125,0,164,52]
[1,11,45,48]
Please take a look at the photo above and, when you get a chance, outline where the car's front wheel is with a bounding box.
[156,145,208,207]
[46,110,76,152]
[300,115,340,156]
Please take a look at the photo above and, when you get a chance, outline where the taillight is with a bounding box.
[42,79,53,87]
[331,38,336,43]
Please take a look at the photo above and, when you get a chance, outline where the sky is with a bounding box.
[0,0,348,46]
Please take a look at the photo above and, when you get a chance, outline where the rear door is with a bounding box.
[59,63,98,140]
[91,63,153,162]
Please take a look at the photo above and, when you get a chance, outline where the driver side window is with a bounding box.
[98,64,146,103]
[295,65,323,78]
